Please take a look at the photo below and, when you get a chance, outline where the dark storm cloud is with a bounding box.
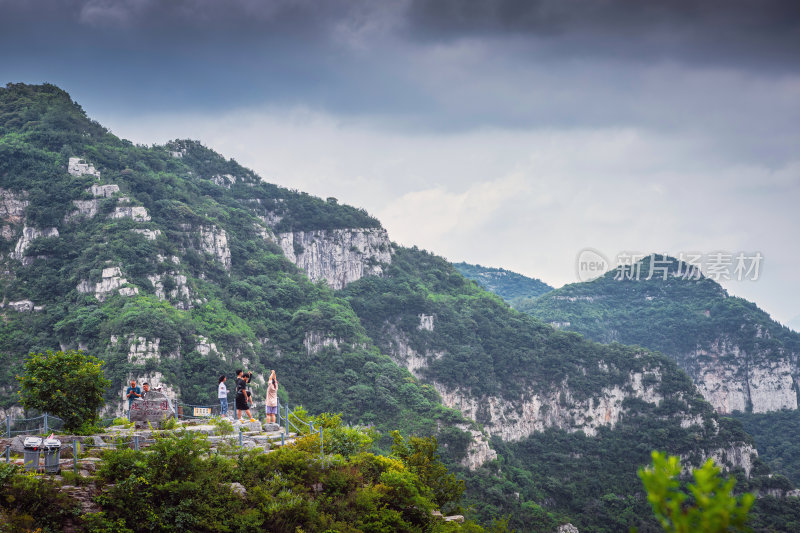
[5,0,799,66]
[406,0,800,71]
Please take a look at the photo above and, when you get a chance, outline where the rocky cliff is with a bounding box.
[278,228,392,289]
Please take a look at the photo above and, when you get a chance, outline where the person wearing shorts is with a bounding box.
[265,370,278,424]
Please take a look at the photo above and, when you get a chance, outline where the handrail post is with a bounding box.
[309,422,314,434]
[238,428,243,447]
[281,433,285,446]
[133,435,139,451]
[43,413,48,434]
[320,427,323,456]
[73,439,78,475]
[285,406,289,434]
[6,415,9,437]
[5,445,9,463]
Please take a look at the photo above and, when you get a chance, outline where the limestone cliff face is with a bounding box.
[432,370,665,441]
[67,157,100,178]
[458,426,498,470]
[678,335,798,414]
[12,226,59,265]
[278,228,391,290]
[77,266,139,302]
[181,224,231,271]
[0,189,28,240]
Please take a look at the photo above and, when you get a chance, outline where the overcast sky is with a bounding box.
[2,0,799,325]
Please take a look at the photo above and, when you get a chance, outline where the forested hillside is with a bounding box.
[1,83,798,531]
[452,262,552,305]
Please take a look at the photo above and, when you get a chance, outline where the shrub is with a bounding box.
[639,451,754,533]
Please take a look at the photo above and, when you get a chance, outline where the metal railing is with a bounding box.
[2,400,325,455]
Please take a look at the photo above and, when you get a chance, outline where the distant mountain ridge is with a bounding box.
[519,254,800,415]
[453,262,553,304]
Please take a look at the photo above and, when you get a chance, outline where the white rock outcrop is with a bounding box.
[181,224,231,271]
[132,229,161,241]
[110,205,151,222]
[148,272,191,308]
[212,174,236,188]
[90,184,120,197]
[127,336,161,364]
[0,189,29,239]
[199,225,231,270]
[686,336,798,414]
[65,199,99,222]
[385,326,443,378]
[195,336,218,357]
[7,300,36,312]
[77,266,139,302]
[418,314,435,331]
[68,157,100,177]
[12,226,59,264]
[706,444,757,478]
[278,228,392,290]
[304,331,343,355]
[459,427,498,470]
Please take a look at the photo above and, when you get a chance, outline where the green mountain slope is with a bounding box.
[516,255,800,491]
[0,84,797,531]
[342,250,798,530]
[0,83,451,443]
[519,255,800,414]
[452,262,553,305]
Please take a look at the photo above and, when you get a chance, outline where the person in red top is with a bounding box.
[265,370,278,424]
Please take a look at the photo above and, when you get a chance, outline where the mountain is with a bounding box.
[1,83,798,531]
[518,255,800,416]
[452,262,553,305]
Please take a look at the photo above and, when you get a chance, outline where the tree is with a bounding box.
[391,430,465,512]
[17,350,111,432]
[639,450,754,533]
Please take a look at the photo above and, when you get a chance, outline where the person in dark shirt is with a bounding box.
[235,370,254,423]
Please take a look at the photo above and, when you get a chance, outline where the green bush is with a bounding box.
[639,451,754,533]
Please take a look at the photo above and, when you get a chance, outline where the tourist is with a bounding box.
[218,375,228,416]
[245,372,255,415]
[265,370,278,424]
[141,382,150,398]
[235,370,254,423]
[125,380,141,419]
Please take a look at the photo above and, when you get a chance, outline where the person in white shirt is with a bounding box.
[218,375,229,416]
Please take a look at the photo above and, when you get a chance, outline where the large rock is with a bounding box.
[130,390,175,428]
[278,228,392,289]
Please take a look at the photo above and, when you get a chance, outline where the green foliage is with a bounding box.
[210,415,234,435]
[88,430,486,532]
[0,463,77,531]
[16,349,110,431]
[391,430,465,512]
[639,451,754,533]
[453,261,553,303]
[731,409,800,487]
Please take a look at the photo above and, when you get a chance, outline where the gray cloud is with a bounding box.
[406,0,800,71]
